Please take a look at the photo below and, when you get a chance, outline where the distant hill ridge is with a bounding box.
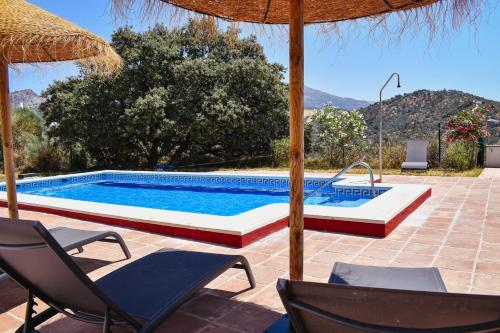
[304,85,372,110]
[9,89,44,111]
[12,86,370,112]
[358,89,500,144]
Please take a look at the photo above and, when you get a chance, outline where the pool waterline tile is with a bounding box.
[0,171,431,246]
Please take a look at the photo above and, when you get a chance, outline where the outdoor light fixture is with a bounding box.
[379,72,401,183]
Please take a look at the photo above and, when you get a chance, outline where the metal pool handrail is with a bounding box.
[305,161,375,200]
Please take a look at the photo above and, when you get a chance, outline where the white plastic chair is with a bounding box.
[401,140,428,170]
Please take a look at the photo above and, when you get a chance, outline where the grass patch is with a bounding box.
[210,167,484,177]
[342,168,484,177]
[0,167,484,180]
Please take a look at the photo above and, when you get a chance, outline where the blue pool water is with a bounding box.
[18,180,372,216]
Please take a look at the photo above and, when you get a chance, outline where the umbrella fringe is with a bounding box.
[111,0,482,41]
[0,34,122,74]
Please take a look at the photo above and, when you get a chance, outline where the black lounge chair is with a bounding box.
[267,262,500,333]
[0,218,255,333]
[0,222,131,282]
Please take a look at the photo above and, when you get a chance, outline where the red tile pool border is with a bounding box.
[304,187,432,237]
[0,200,288,248]
[0,187,430,246]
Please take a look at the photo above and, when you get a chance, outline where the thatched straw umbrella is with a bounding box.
[0,0,121,219]
[115,0,478,281]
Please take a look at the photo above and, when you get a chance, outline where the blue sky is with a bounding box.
[10,0,500,102]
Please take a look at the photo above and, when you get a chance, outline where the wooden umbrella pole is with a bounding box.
[289,0,304,281]
[0,62,19,219]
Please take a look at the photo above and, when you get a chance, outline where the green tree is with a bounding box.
[12,107,44,169]
[311,103,367,166]
[40,20,288,169]
[124,87,177,167]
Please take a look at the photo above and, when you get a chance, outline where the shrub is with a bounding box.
[26,140,67,173]
[270,137,290,167]
[428,139,440,168]
[444,105,492,168]
[11,107,44,170]
[382,144,406,169]
[444,105,491,143]
[443,142,470,170]
[305,157,331,170]
[310,104,367,167]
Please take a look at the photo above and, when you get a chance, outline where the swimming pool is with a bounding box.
[18,180,372,216]
[0,171,431,247]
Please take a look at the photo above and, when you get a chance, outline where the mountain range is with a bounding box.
[9,89,45,111]
[304,85,372,110]
[10,86,371,112]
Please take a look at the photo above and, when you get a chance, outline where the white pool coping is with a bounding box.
[0,170,431,237]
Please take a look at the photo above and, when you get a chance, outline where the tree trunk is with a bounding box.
[147,144,160,168]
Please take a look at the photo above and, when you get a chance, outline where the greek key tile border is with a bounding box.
[2,173,105,192]
[103,172,329,190]
[4,172,389,198]
[328,186,388,198]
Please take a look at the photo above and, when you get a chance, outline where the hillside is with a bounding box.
[304,86,371,110]
[358,89,500,144]
[9,89,44,111]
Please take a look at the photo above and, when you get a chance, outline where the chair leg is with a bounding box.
[16,291,57,333]
[23,289,36,333]
[103,233,131,259]
[103,307,111,333]
[233,258,256,288]
[114,235,131,259]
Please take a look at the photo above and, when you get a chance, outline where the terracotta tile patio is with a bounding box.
[0,174,499,332]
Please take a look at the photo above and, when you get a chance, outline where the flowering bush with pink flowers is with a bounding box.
[444,105,492,143]
[444,105,492,168]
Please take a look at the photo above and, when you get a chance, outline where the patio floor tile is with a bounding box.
[0,174,498,332]
[473,274,500,292]
[153,311,210,332]
[402,243,440,256]
[392,253,435,266]
[0,313,22,332]
[181,294,241,321]
[439,246,477,260]
[434,256,475,272]
[216,303,282,333]
[475,262,500,276]
[198,325,242,333]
